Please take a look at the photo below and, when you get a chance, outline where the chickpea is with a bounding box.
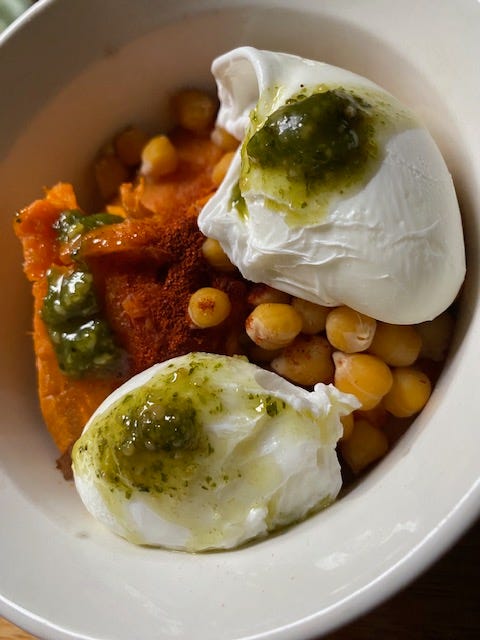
[201,238,235,272]
[211,151,236,187]
[245,303,302,350]
[340,418,389,474]
[383,367,432,418]
[188,287,231,328]
[172,89,217,133]
[271,335,334,386]
[416,311,454,362]
[211,126,240,151]
[291,297,330,335]
[333,351,393,411]
[326,306,377,353]
[94,153,129,201]
[369,322,422,366]
[114,126,149,166]
[140,135,178,179]
[247,284,290,306]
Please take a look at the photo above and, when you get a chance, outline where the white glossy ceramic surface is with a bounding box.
[0,1,479,639]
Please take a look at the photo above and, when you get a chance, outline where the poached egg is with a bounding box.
[72,353,358,551]
[198,47,465,324]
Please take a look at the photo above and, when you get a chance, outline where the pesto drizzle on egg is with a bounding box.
[72,357,288,500]
[232,85,414,226]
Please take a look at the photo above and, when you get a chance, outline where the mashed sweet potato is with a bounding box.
[14,131,246,469]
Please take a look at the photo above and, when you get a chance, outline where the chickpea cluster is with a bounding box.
[190,242,453,476]
[94,88,236,201]
[94,87,455,481]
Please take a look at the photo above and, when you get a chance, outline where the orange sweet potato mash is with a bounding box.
[13,130,241,470]
[14,184,118,456]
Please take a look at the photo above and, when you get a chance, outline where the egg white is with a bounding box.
[198,47,465,324]
[72,353,358,551]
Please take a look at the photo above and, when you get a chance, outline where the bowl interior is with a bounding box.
[1,2,479,639]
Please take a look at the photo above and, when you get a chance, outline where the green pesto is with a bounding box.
[48,318,121,377]
[246,89,377,187]
[120,394,200,454]
[229,181,248,219]
[74,365,217,497]
[42,268,99,326]
[54,209,123,257]
[73,359,288,498]
[41,209,124,377]
[236,86,411,226]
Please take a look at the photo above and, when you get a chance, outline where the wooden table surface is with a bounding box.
[1,517,478,640]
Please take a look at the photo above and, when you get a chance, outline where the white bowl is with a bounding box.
[1,1,479,639]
